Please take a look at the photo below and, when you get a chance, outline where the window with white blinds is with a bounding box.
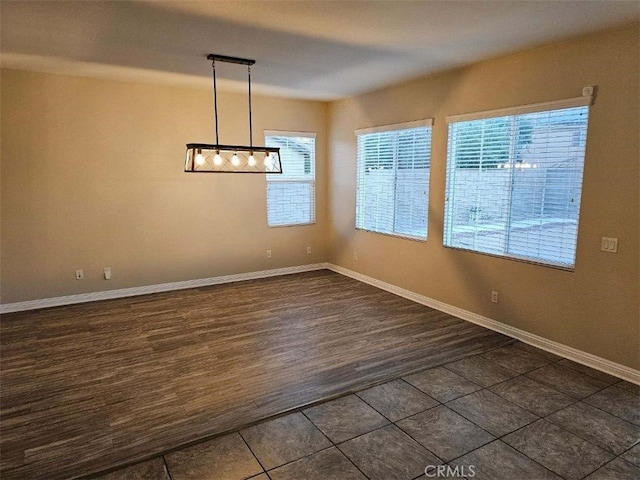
[356,120,432,240]
[443,98,591,269]
[265,132,316,227]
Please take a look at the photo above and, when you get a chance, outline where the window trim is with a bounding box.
[445,95,592,124]
[355,118,433,136]
[264,130,317,139]
[443,244,578,272]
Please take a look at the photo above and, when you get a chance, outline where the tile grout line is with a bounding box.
[391,415,458,467]
[541,408,639,465]
[580,384,640,423]
[352,383,453,469]
[237,431,269,477]
[161,455,174,480]
[246,406,375,479]
[299,408,373,480]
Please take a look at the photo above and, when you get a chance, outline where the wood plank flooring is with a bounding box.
[0,270,513,479]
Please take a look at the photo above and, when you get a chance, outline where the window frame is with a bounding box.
[355,119,433,241]
[443,94,593,270]
[264,130,316,228]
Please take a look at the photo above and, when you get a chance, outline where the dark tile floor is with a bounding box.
[94,341,639,480]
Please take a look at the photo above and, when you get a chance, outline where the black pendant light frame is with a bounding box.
[184,54,282,174]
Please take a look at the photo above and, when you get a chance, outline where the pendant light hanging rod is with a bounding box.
[211,58,219,144]
[248,64,253,149]
[206,54,257,148]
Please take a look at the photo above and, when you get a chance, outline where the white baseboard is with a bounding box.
[327,263,640,385]
[2,261,637,384]
[0,263,329,314]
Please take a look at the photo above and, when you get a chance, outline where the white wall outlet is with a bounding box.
[104,266,111,280]
[266,249,272,258]
[75,269,84,280]
[353,252,358,261]
[491,291,499,303]
[600,237,618,253]
[306,246,312,254]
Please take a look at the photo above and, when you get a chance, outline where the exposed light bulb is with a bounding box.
[231,153,240,166]
[195,153,205,166]
[214,152,222,165]
[248,154,256,167]
[264,155,273,169]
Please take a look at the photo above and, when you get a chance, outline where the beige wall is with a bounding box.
[1,71,328,302]
[328,24,639,369]
[1,24,638,370]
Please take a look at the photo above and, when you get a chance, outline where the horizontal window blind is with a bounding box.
[356,122,432,240]
[444,104,590,269]
[265,133,316,227]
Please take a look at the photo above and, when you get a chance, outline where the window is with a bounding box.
[265,132,316,226]
[444,97,591,269]
[356,120,432,240]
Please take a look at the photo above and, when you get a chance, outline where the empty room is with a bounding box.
[1,1,639,479]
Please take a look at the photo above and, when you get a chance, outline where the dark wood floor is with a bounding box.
[0,270,512,479]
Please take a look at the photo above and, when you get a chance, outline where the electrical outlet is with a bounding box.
[353,252,358,261]
[266,249,272,259]
[307,246,312,254]
[75,269,84,280]
[104,267,111,280]
[491,291,499,303]
[600,237,618,253]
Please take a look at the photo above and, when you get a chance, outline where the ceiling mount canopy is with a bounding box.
[185,54,282,174]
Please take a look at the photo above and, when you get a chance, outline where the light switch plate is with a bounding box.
[600,237,618,253]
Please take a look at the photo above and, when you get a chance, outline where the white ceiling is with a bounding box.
[1,1,638,100]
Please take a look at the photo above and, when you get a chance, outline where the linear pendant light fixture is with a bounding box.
[185,54,282,174]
